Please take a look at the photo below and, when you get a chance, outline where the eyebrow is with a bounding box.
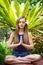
[19,20,25,22]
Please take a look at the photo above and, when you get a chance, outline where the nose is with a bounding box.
[21,22,23,25]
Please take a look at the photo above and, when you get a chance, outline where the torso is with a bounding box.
[14,34,27,52]
[12,33,30,57]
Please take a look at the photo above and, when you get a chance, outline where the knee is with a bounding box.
[4,56,8,63]
[36,55,42,61]
[4,56,11,64]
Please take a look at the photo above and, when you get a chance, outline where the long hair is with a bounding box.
[13,16,29,44]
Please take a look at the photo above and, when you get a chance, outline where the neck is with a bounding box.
[19,28,24,33]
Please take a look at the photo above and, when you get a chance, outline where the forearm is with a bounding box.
[22,43,34,50]
[7,43,19,49]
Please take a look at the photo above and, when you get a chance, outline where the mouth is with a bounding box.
[19,25,24,28]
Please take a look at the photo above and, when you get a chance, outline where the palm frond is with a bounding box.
[14,0,21,17]
[27,2,43,22]
[28,18,43,29]
[22,0,30,17]
[0,0,43,30]
[35,29,43,34]
[0,0,17,28]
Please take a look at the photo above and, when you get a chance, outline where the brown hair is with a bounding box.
[13,16,29,44]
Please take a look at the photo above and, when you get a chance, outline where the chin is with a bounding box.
[20,27,24,29]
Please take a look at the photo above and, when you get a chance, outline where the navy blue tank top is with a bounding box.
[12,34,29,57]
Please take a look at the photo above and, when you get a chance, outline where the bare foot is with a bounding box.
[17,57,31,63]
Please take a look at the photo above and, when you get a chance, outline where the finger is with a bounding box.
[20,36,23,43]
[20,36,22,41]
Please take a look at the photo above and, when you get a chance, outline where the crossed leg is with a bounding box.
[4,55,31,64]
[4,54,41,65]
[4,55,23,64]
[20,54,41,62]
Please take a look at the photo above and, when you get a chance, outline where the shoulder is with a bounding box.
[11,31,15,34]
[28,32,32,38]
[10,31,15,37]
[28,32,31,36]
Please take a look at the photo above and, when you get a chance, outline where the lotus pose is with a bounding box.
[5,16,41,64]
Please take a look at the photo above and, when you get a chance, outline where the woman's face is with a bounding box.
[18,18,26,29]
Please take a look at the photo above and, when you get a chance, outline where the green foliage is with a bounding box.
[18,0,26,4]
[21,0,30,17]
[0,0,43,62]
[14,0,21,17]
[18,0,43,6]
[27,2,43,29]
[30,0,43,6]
[0,0,17,28]
[0,0,43,30]
[30,41,43,58]
[0,27,11,42]
[0,44,6,64]
[30,29,43,58]
[0,38,12,64]
[30,43,43,58]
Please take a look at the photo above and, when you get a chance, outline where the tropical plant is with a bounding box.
[0,43,5,64]
[0,0,43,62]
[0,0,43,30]
[0,38,12,64]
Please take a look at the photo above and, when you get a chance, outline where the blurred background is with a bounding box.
[0,0,43,65]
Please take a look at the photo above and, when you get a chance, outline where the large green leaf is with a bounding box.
[2,0,10,10]
[14,0,21,17]
[30,2,40,22]
[27,2,43,22]
[27,2,43,29]
[0,9,17,29]
[0,8,12,27]
[0,5,9,17]
[22,0,30,17]
[34,29,43,34]
[0,20,10,28]
[27,7,35,22]
[34,24,43,29]
[0,0,17,29]
[28,18,43,29]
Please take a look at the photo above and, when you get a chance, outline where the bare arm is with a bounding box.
[22,32,34,50]
[7,32,20,49]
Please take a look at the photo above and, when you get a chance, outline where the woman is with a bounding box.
[5,16,41,64]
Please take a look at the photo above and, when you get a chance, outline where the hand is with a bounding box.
[19,36,23,45]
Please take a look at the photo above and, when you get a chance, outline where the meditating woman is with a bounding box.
[5,16,41,64]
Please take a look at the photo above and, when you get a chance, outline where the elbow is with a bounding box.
[7,45,11,49]
[31,45,34,50]
[7,46,10,49]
